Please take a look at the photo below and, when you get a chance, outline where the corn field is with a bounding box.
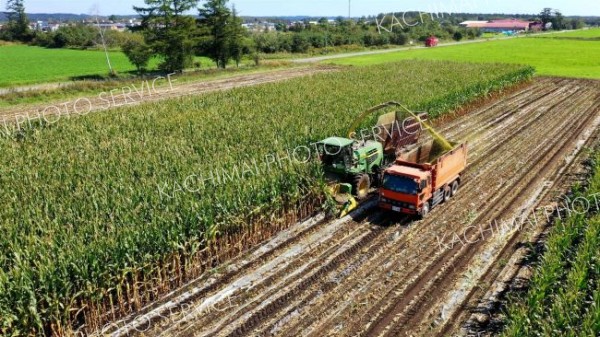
[0,60,534,336]
[501,152,600,337]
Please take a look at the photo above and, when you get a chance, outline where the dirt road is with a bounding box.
[103,77,600,337]
[292,29,578,64]
[0,66,338,122]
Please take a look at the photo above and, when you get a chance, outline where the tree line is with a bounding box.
[0,1,592,74]
[250,16,483,55]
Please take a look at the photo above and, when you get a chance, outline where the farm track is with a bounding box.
[0,66,339,121]
[112,77,600,337]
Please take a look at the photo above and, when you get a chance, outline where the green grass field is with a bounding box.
[0,45,149,87]
[0,45,215,87]
[537,28,600,38]
[330,30,600,79]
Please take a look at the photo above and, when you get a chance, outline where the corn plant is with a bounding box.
[0,60,534,335]
[502,152,600,336]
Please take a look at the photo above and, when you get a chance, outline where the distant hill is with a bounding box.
[0,13,139,23]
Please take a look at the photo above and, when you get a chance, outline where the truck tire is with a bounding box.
[451,180,460,196]
[420,202,430,218]
[353,174,371,200]
[443,186,451,203]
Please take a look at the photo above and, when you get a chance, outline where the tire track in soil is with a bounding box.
[436,89,600,337]
[424,86,600,337]
[159,211,385,337]
[438,114,600,337]
[194,218,386,337]
[363,82,600,337]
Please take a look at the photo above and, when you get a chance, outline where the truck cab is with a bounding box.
[379,165,431,215]
[425,36,439,47]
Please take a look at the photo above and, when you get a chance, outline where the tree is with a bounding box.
[539,8,553,29]
[122,34,153,73]
[453,31,463,41]
[103,30,132,48]
[3,0,31,42]
[568,19,585,30]
[227,6,245,67]
[275,23,286,32]
[54,25,98,48]
[134,0,199,72]
[198,0,234,68]
[291,33,310,53]
[552,10,564,30]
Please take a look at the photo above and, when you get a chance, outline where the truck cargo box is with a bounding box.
[394,140,467,189]
[380,139,468,216]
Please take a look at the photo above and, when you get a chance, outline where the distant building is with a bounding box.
[94,23,128,32]
[30,21,61,32]
[460,19,533,33]
[47,23,61,32]
[529,21,544,31]
[459,20,488,27]
[31,21,49,31]
[242,22,276,32]
[287,21,306,30]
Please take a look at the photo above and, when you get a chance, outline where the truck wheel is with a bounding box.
[420,202,430,218]
[451,180,460,196]
[353,174,371,200]
[443,186,452,202]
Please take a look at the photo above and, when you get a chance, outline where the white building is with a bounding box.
[242,22,276,32]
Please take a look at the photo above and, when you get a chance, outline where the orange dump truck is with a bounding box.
[378,140,468,217]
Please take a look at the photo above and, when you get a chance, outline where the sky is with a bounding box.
[4,0,600,17]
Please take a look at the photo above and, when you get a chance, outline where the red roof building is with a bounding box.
[460,19,533,32]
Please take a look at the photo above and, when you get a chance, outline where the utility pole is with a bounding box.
[324,28,328,54]
[96,16,114,76]
[348,0,351,19]
[91,4,114,76]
